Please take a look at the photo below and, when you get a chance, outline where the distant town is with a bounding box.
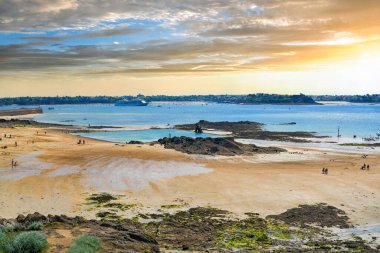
[311,94,380,103]
[0,93,379,106]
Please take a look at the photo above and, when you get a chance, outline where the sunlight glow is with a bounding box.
[284,37,365,46]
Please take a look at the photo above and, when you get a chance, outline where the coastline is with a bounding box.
[0,123,379,229]
[0,113,42,120]
[0,108,42,117]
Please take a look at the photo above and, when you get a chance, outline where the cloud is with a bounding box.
[1,0,380,76]
[75,27,144,38]
[2,35,373,76]
[20,27,144,42]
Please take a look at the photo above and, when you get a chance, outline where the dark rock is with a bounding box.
[157,136,285,156]
[267,203,351,228]
[150,245,160,253]
[48,215,65,223]
[16,212,47,224]
[175,120,326,142]
[129,232,157,244]
[15,214,25,223]
[46,214,85,225]
[128,140,144,144]
[2,205,377,252]
[86,192,117,204]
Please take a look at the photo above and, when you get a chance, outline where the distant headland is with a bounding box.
[0,93,317,105]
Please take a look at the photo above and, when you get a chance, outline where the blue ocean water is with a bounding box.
[73,129,219,143]
[1,102,380,142]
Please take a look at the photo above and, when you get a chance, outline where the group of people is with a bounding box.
[361,163,370,171]
[77,139,86,145]
[3,133,12,138]
[322,167,329,175]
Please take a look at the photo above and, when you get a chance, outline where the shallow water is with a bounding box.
[82,157,212,191]
[73,129,220,143]
[336,223,380,246]
[0,151,51,180]
[2,102,380,143]
[237,138,380,154]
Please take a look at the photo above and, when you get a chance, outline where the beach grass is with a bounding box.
[11,231,47,253]
[67,235,101,253]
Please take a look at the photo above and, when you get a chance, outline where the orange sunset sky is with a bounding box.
[1,0,380,96]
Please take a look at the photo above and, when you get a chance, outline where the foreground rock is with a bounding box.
[266,203,351,228]
[157,136,285,156]
[1,204,378,252]
[176,120,326,142]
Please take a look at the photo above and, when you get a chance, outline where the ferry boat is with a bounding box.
[115,98,148,106]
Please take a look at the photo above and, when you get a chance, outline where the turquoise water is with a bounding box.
[1,103,380,142]
[73,129,219,143]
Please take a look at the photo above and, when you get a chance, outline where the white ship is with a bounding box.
[115,98,148,106]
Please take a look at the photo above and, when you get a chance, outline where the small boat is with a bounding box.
[48,107,54,110]
[115,98,148,106]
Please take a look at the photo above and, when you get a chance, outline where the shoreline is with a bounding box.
[1,117,379,154]
[0,124,378,228]
[0,108,42,117]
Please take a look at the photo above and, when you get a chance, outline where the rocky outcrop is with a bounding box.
[1,205,377,252]
[157,136,285,156]
[16,212,48,224]
[266,203,351,228]
[128,140,144,144]
[176,120,327,142]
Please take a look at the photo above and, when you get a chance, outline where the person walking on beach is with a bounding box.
[367,165,370,171]
[11,159,14,169]
[83,139,85,145]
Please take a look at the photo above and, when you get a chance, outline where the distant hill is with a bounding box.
[0,94,317,106]
[146,93,317,104]
[311,94,380,103]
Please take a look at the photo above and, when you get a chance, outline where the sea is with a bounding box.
[1,102,380,146]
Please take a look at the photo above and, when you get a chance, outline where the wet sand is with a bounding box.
[0,126,379,226]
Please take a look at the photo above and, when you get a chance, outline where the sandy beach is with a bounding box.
[0,125,379,228]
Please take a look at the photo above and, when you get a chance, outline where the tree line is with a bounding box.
[0,94,318,105]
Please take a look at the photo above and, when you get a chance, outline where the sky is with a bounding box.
[1,0,380,97]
